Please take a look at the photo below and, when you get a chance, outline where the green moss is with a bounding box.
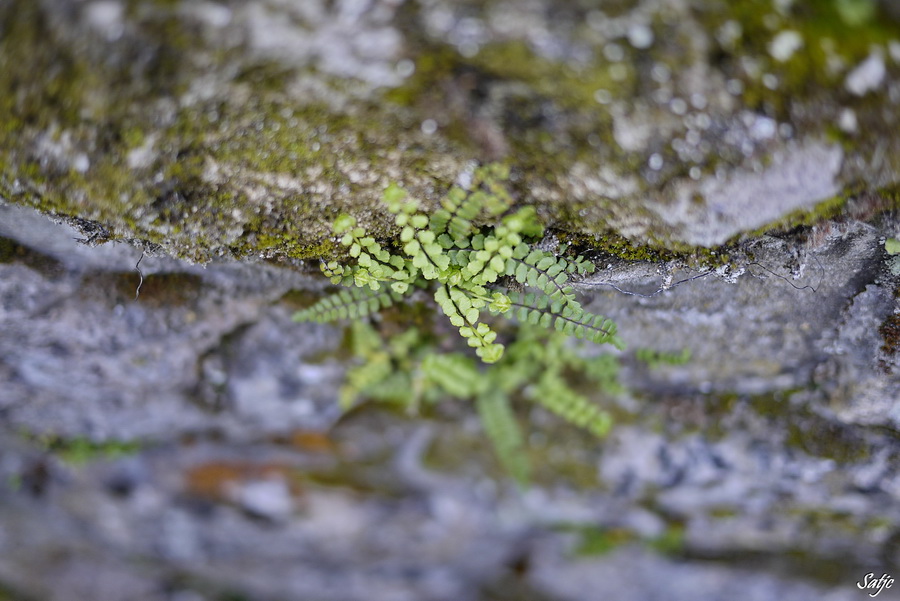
[0,3,99,128]
[697,0,900,117]
[880,314,900,356]
[0,0,400,263]
[384,39,636,204]
[472,40,630,112]
[570,526,637,557]
[707,390,873,463]
[730,194,849,242]
[556,230,677,263]
[20,431,141,465]
[877,182,900,207]
[2,0,897,265]
[560,522,685,558]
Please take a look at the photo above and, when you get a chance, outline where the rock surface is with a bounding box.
[1,0,899,261]
[2,196,900,600]
[3,1,900,600]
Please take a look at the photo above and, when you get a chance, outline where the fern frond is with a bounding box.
[531,372,612,439]
[503,245,595,308]
[421,353,486,398]
[504,291,623,349]
[428,166,517,244]
[293,287,406,323]
[476,389,530,486]
[434,285,504,363]
[339,352,393,408]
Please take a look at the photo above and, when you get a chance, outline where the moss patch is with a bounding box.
[880,314,900,356]
[2,0,898,264]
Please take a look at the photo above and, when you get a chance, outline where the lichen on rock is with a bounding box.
[1,0,899,262]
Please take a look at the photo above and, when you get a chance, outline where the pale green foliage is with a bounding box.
[885,237,900,256]
[635,347,692,369]
[834,0,876,26]
[338,322,619,485]
[293,163,623,362]
[476,390,529,485]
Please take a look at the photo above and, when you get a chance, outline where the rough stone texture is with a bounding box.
[0,201,343,441]
[2,199,900,600]
[583,220,887,394]
[1,0,899,261]
[3,1,900,600]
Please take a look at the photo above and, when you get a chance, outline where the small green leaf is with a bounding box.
[886,237,900,255]
[333,214,357,234]
[489,292,511,313]
[405,240,421,256]
[382,183,408,205]
[477,344,504,363]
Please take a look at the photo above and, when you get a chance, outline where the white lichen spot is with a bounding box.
[726,79,744,95]
[458,42,479,58]
[84,1,124,41]
[762,73,779,89]
[72,154,90,174]
[420,119,438,135]
[716,21,742,49]
[670,98,687,115]
[126,135,158,170]
[769,30,803,62]
[685,130,701,146]
[396,59,415,78]
[715,264,745,284]
[845,50,886,96]
[594,89,612,104]
[890,41,900,63]
[627,24,654,49]
[693,113,712,130]
[652,88,672,104]
[609,64,629,81]
[651,63,671,84]
[749,115,776,141]
[648,154,663,170]
[603,43,625,62]
[838,108,858,133]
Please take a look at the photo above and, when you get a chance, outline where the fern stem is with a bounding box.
[507,298,618,340]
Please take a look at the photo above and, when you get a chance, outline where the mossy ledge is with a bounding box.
[1,0,899,264]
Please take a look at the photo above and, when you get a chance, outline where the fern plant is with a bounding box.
[337,322,619,485]
[294,164,624,363]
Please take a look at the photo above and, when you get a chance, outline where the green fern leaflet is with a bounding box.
[293,164,624,363]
